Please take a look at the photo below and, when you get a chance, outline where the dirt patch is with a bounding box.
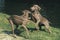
[0,33,29,40]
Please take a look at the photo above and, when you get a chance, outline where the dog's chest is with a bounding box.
[33,13,40,20]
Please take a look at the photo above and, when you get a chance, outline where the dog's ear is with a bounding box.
[38,6,41,10]
[36,5,41,10]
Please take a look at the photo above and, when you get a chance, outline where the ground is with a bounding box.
[0,13,60,40]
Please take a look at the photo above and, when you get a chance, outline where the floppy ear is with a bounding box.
[37,6,41,10]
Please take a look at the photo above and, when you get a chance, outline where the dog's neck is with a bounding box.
[33,10,40,14]
[33,10,41,15]
[33,10,42,17]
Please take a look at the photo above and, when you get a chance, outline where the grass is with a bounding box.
[0,12,60,40]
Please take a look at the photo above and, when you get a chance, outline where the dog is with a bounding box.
[30,5,51,33]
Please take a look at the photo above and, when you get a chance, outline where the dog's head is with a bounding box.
[30,5,41,11]
[22,10,31,14]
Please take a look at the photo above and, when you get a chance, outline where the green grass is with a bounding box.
[0,12,60,40]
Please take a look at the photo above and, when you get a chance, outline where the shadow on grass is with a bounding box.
[2,30,22,35]
[2,30,25,37]
[28,26,45,32]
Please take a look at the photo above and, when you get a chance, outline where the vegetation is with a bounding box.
[0,13,60,40]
